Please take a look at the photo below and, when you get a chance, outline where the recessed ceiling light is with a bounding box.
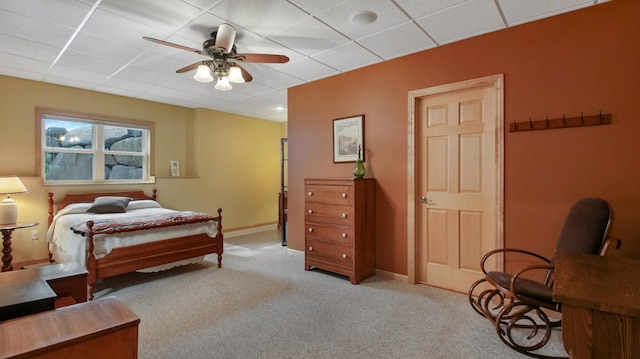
[349,11,377,25]
[274,106,286,112]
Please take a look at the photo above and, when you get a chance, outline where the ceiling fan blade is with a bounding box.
[234,53,290,63]
[234,63,253,82]
[176,62,204,73]
[215,23,236,54]
[143,37,207,56]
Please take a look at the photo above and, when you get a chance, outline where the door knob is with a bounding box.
[420,196,434,204]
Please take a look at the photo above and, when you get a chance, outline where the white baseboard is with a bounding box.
[224,224,277,238]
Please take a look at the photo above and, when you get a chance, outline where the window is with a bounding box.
[38,109,153,184]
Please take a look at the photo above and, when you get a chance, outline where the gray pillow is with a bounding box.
[87,196,132,214]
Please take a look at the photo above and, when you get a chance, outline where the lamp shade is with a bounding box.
[194,64,214,82]
[0,176,27,224]
[215,76,232,91]
[0,176,28,195]
[228,66,245,83]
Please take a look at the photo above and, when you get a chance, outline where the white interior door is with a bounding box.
[407,75,504,293]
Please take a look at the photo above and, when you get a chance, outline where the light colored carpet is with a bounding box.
[93,230,567,359]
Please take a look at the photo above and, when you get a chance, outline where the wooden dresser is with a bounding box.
[304,178,375,284]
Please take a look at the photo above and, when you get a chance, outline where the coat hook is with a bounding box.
[581,112,584,125]
[545,116,549,128]
[563,114,566,126]
[529,117,533,129]
[513,119,517,130]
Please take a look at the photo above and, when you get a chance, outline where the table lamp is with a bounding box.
[0,176,28,224]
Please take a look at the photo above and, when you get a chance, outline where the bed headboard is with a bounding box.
[48,189,157,226]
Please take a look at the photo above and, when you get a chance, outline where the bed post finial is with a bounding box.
[86,220,96,300]
[152,188,157,201]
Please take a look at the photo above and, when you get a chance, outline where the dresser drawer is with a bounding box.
[305,203,353,225]
[305,185,353,206]
[305,222,353,244]
[306,239,353,268]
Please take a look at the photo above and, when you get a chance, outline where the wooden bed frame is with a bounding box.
[47,190,223,300]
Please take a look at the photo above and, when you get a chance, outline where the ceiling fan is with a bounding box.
[143,24,289,91]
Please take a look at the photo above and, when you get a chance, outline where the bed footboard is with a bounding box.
[85,208,223,300]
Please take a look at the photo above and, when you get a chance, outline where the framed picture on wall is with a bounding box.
[333,114,364,163]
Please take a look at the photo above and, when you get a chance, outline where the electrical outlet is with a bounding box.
[31,230,39,240]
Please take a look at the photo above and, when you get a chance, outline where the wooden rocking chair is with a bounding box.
[468,198,618,358]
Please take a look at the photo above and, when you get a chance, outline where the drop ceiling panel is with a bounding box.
[130,52,196,76]
[251,69,304,90]
[208,0,309,36]
[0,52,50,74]
[358,22,437,60]
[416,0,506,45]
[56,51,123,75]
[98,0,204,32]
[316,0,410,40]
[0,0,95,28]
[115,66,177,86]
[0,35,60,62]
[68,32,143,64]
[276,57,338,82]
[0,0,607,122]
[288,0,345,15]
[46,64,110,84]
[498,0,597,26]
[82,8,169,48]
[269,17,349,57]
[311,42,381,72]
[394,0,469,18]
[0,10,75,47]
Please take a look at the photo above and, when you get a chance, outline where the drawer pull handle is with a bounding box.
[308,191,313,196]
[308,227,313,232]
[308,209,313,214]
[342,253,347,259]
[341,193,347,198]
[341,233,347,238]
[341,213,347,218]
[308,246,313,251]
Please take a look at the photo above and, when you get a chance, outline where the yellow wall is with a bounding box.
[0,75,282,264]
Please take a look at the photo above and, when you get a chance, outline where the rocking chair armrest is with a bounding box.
[480,248,551,274]
[508,264,556,304]
[599,237,622,256]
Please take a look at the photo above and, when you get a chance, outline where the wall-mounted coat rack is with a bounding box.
[509,112,611,132]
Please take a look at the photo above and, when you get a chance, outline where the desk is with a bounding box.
[1,222,38,271]
[553,252,640,358]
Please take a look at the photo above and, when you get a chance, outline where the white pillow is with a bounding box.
[56,202,92,216]
[127,200,163,210]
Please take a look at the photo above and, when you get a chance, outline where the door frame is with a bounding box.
[407,74,505,284]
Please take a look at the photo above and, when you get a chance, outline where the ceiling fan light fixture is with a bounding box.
[228,66,245,83]
[215,23,237,54]
[194,64,214,82]
[215,76,232,91]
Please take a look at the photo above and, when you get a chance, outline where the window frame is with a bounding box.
[36,107,155,185]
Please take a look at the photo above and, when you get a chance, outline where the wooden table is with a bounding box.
[1,222,38,271]
[553,252,640,358]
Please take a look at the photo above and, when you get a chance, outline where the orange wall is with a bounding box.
[288,0,640,275]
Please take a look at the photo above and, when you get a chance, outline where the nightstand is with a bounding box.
[1,222,38,272]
